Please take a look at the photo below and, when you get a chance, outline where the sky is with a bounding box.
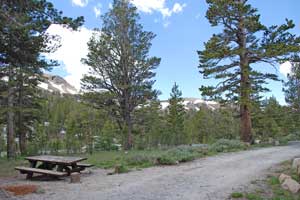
[45,0,300,103]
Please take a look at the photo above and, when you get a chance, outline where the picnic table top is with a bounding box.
[25,155,87,165]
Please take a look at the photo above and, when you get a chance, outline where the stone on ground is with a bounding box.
[279,173,292,184]
[292,158,300,169]
[281,178,300,194]
[70,172,80,183]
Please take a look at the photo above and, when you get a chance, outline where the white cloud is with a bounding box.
[44,24,95,90]
[72,0,89,7]
[172,3,186,13]
[280,61,292,77]
[130,0,186,19]
[94,4,102,18]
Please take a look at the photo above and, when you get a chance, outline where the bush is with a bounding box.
[157,155,178,165]
[125,154,155,166]
[114,164,129,174]
[167,148,198,162]
[157,146,201,165]
[209,139,247,153]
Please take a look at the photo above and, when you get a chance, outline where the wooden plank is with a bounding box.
[15,167,67,177]
[76,163,93,168]
[25,156,87,165]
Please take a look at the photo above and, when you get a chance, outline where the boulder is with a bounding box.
[70,172,80,183]
[292,158,300,169]
[274,141,280,146]
[281,178,300,194]
[279,173,292,184]
[254,139,261,144]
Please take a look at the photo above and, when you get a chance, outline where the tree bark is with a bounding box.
[124,110,133,150]
[7,69,15,159]
[238,9,253,143]
[18,78,26,155]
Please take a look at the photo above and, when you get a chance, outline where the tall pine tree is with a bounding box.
[198,0,300,143]
[167,83,185,145]
[82,0,160,150]
[284,61,300,112]
[0,0,83,158]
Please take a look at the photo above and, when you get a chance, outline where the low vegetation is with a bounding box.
[230,160,300,200]
[0,139,250,176]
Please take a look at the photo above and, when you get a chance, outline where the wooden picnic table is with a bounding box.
[15,155,93,179]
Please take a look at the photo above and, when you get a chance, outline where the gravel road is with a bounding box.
[14,143,300,200]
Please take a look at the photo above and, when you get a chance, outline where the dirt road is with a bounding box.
[17,143,300,200]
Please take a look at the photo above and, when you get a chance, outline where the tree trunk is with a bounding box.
[19,128,26,155]
[240,103,252,142]
[238,10,253,143]
[240,59,252,143]
[18,80,26,155]
[124,112,133,150]
[7,70,15,159]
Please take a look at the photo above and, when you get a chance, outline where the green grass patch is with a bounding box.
[0,157,28,177]
[231,192,243,198]
[268,176,280,185]
[245,193,263,200]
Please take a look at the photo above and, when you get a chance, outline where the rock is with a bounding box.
[281,178,300,194]
[268,138,274,144]
[292,158,300,169]
[274,141,280,146]
[254,139,261,144]
[70,172,80,183]
[279,173,292,184]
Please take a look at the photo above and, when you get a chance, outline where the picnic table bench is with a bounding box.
[15,155,93,179]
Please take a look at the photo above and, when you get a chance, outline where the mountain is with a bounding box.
[38,74,78,94]
[160,98,219,111]
[38,75,219,110]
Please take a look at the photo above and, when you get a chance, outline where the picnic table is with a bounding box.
[15,155,93,179]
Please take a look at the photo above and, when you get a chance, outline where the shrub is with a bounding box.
[114,164,129,174]
[209,139,247,153]
[157,146,201,165]
[125,154,155,166]
[157,155,178,165]
[166,148,197,162]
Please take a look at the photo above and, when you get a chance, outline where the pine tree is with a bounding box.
[198,0,300,143]
[82,0,160,150]
[166,83,185,145]
[284,61,300,112]
[0,0,84,158]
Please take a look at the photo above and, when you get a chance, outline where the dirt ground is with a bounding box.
[1,143,300,200]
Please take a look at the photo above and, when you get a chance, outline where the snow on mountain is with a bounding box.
[38,74,78,94]
[38,74,219,110]
[160,98,219,111]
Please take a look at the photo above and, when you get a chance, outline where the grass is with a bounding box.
[0,158,28,177]
[231,192,244,198]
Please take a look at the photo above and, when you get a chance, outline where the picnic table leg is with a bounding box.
[70,164,85,173]
[26,161,37,179]
[57,165,72,175]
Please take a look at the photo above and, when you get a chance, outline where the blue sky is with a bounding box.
[46,0,300,103]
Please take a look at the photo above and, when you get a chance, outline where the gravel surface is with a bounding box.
[4,143,300,200]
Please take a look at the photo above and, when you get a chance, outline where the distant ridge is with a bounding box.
[160,98,219,111]
[38,74,78,94]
